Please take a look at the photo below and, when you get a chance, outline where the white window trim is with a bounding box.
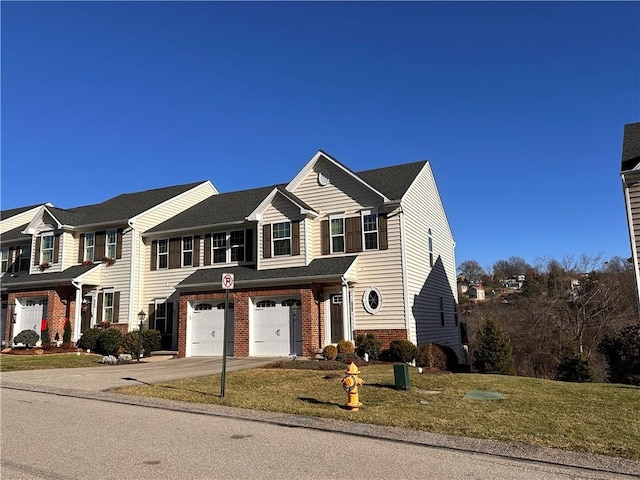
[362,286,382,314]
[105,229,117,259]
[103,290,115,323]
[211,229,247,264]
[41,233,54,264]
[157,238,169,269]
[182,236,193,267]
[329,214,345,254]
[18,245,30,272]
[1,248,8,273]
[272,221,292,257]
[361,209,379,251]
[84,232,95,262]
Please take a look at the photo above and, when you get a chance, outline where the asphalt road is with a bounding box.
[2,388,636,480]
[1,356,639,479]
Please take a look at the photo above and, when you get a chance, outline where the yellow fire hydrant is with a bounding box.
[342,361,364,411]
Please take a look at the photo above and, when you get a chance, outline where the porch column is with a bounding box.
[72,282,82,342]
[341,282,350,341]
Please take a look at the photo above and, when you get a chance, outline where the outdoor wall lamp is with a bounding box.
[137,310,146,362]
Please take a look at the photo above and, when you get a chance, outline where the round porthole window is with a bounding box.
[363,287,382,314]
[318,169,331,186]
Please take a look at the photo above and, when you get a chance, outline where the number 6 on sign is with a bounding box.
[222,273,234,289]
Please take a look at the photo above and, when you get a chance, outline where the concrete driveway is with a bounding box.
[0,355,277,392]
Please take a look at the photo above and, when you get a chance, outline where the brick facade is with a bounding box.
[353,328,408,350]
[178,283,326,358]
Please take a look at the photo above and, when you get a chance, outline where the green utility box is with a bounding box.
[393,364,411,390]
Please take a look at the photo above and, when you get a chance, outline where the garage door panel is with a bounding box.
[190,306,234,357]
[253,299,301,356]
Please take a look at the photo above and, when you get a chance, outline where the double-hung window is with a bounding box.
[103,292,114,323]
[105,229,117,259]
[212,233,227,263]
[182,236,193,267]
[84,232,95,262]
[361,211,378,250]
[157,239,168,269]
[272,222,291,256]
[230,230,245,262]
[330,216,345,253]
[41,234,54,264]
[18,245,30,272]
[0,248,8,273]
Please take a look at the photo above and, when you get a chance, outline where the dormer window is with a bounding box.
[272,222,291,256]
[41,234,54,264]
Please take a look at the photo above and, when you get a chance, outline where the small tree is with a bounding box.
[355,333,382,360]
[63,319,72,344]
[40,328,51,345]
[555,352,593,383]
[472,318,516,375]
[599,324,640,385]
[14,329,39,348]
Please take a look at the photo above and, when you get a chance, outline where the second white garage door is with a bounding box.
[253,298,301,356]
[190,302,234,356]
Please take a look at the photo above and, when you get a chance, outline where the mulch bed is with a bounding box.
[1,344,81,355]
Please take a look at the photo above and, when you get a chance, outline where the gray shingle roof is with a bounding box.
[0,223,29,243]
[50,181,207,228]
[1,264,100,291]
[177,256,357,289]
[356,161,427,200]
[622,122,640,172]
[146,185,276,234]
[0,204,46,221]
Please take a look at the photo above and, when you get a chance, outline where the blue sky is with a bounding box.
[2,1,638,272]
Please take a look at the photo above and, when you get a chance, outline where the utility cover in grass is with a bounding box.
[464,390,504,400]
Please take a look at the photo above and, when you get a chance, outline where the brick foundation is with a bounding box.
[353,329,408,350]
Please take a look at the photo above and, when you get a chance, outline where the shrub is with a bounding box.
[386,339,418,363]
[63,319,72,344]
[143,329,162,353]
[355,333,382,360]
[96,328,123,356]
[322,344,338,360]
[122,329,162,358]
[555,352,593,383]
[14,329,39,348]
[336,352,360,364]
[337,340,355,354]
[77,328,102,351]
[599,324,640,386]
[40,328,51,344]
[416,343,448,370]
[472,318,516,375]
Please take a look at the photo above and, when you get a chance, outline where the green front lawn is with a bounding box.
[0,352,103,371]
[115,362,640,460]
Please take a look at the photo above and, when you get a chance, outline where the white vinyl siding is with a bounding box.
[260,195,305,270]
[0,206,42,235]
[401,163,460,358]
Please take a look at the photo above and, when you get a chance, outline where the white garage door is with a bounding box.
[15,298,47,340]
[190,302,234,357]
[253,298,301,356]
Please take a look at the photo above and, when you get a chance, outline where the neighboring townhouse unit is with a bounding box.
[145,150,461,359]
[1,181,216,347]
[2,150,462,359]
[621,121,640,317]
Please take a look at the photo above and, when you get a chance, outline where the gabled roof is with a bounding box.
[177,256,358,290]
[31,181,209,229]
[146,185,276,235]
[356,160,428,200]
[621,122,640,172]
[246,185,318,222]
[0,264,100,291]
[0,204,50,221]
[0,223,30,243]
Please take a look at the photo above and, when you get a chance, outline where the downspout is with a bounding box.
[71,280,83,342]
[341,276,351,341]
[398,205,412,342]
[128,219,138,331]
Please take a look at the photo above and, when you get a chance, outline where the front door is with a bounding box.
[80,297,93,333]
[330,294,343,343]
[152,302,174,350]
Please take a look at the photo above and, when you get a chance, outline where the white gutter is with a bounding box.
[398,204,412,342]
[341,275,351,341]
[71,279,83,342]
[128,219,138,330]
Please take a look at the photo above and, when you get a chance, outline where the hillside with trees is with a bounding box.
[458,255,639,383]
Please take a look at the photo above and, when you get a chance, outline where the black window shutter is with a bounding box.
[95,231,106,260]
[292,221,300,256]
[321,220,330,255]
[116,229,123,259]
[34,237,41,265]
[53,235,60,263]
[169,238,181,269]
[204,234,211,265]
[346,217,363,253]
[96,294,103,323]
[151,240,157,271]
[78,234,85,263]
[113,292,120,322]
[245,229,253,262]
[379,215,388,250]
[193,236,200,267]
[263,224,271,258]
[148,303,156,328]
